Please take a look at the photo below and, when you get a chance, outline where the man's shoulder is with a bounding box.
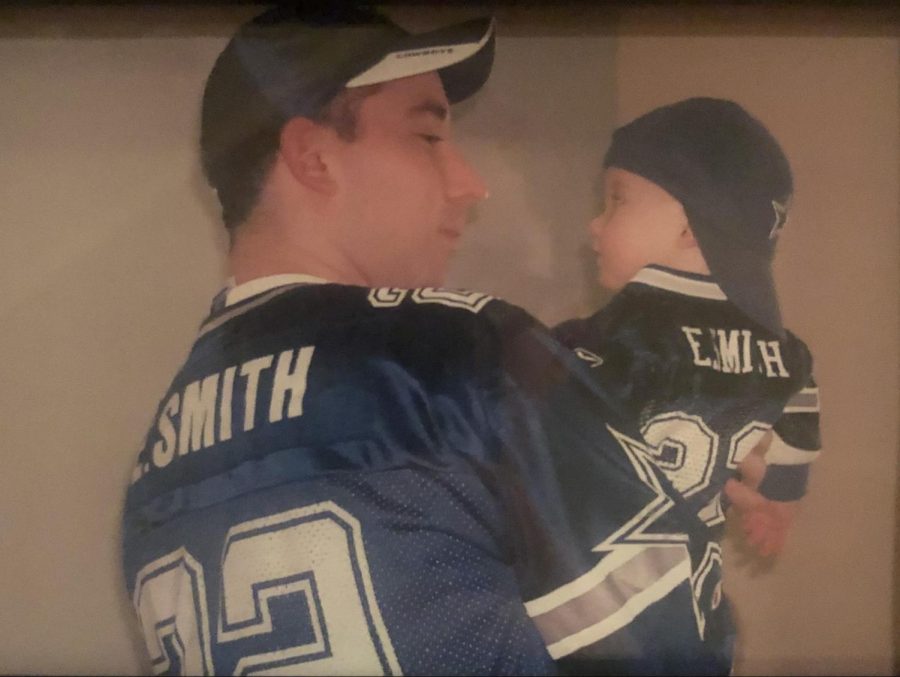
[217,282,533,328]
[361,286,549,373]
[196,282,545,378]
[127,284,548,518]
[276,283,538,340]
[553,286,679,354]
[362,286,535,328]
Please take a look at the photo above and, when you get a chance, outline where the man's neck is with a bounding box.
[229,222,367,286]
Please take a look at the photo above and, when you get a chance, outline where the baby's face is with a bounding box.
[589,167,690,291]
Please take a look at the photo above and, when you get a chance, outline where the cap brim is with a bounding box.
[345,17,495,103]
[692,221,785,337]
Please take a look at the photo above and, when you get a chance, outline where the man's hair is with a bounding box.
[200,84,381,233]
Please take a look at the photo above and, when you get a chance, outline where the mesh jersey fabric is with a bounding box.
[123,281,732,675]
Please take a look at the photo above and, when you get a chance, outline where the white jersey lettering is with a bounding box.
[681,326,790,378]
[180,373,220,455]
[219,366,236,442]
[715,329,751,374]
[143,348,315,478]
[681,327,712,368]
[757,340,790,378]
[152,392,180,469]
[240,355,274,432]
[269,347,315,423]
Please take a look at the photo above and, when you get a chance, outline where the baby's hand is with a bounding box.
[724,476,798,557]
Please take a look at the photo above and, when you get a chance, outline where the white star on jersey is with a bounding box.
[594,425,689,550]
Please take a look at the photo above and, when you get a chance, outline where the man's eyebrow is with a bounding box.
[408,100,449,121]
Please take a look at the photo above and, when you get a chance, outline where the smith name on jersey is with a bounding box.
[123,277,732,676]
[555,265,822,534]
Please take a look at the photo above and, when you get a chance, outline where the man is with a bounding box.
[122,6,735,674]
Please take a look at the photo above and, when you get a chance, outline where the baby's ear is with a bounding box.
[679,223,701,249]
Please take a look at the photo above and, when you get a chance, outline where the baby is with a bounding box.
[556,97,822,556]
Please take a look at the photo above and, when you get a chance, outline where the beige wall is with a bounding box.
[613,8,899,674]
[0,6,896,675]
[0,26,227,677]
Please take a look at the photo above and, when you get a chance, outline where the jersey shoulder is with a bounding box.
[556,283,690,350]
[126,284,546,519]
[554,284,683,379]
[358,286,577,392]
[191,283,534,379]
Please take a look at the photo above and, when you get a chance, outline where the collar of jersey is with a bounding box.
[629,265,727,301]
[225,273,329,307]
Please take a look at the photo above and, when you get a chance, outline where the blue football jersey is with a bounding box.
[554,265,822,533]
[123,279,731,675]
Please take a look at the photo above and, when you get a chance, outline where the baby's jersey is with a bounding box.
[555,266,822,534]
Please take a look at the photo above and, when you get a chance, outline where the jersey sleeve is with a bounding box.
[758,376,822,501]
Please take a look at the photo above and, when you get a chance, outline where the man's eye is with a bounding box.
[418,134,443,145]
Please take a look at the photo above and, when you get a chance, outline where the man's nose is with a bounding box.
[442,143,488,205]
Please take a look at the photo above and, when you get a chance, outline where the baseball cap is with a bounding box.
[201,4,494,185]
[604,97,793,337]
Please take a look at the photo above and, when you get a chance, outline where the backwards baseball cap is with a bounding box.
[201,4,494,191]
[604,97,793,337]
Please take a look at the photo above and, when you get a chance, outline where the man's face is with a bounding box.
[331,72,487,288]
[589,167,688,291]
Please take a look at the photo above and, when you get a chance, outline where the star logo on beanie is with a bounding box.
[769,200,789,240]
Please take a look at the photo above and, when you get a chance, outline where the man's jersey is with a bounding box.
[554,266,822,535]
[123,277,732,676]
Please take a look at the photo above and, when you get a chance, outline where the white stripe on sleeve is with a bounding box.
[765,432,821,465]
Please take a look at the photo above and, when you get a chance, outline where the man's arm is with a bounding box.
[725,379,821,557]
[725,437,800,557]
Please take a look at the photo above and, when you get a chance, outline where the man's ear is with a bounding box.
[279,117,337,195]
